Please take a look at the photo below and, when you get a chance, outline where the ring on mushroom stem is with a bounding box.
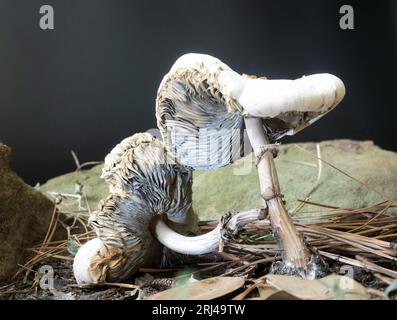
[155,53,345,278]
[73,133,266,284]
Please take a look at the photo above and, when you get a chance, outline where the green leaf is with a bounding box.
[385,279,397,300]
[67,236,80,256]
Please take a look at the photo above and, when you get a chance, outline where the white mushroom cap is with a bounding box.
[169,53,229,75]
[73,193,162,284]
[73,238,103,284]
[156,53,345,169]
[220,73,345,118]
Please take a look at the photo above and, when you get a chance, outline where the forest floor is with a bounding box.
[1,140,397,300]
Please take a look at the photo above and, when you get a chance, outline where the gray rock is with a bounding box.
[39,139,397,222]
[192,139,397,220]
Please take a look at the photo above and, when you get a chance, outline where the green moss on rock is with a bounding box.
[39,140,397,222]
[193,139,397,220]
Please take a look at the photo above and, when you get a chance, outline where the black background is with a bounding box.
[0,0,396,185]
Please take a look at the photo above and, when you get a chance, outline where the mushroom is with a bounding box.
[156,53,345,277]
[73,193,161,284]
[73,133,263,284]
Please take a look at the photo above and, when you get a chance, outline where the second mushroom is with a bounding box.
[73,133,263,284]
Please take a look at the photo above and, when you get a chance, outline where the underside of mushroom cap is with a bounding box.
[84,194,159,282]
[156,54,245,170]
[101,132,196,227]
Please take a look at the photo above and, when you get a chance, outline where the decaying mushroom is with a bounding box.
[73,133,263,284]
[156,53,345,277]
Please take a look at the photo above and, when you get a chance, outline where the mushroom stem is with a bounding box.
[151,208,264,255]
[244,117,311,274]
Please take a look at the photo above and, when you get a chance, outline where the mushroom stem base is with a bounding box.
[245,117,313,277]
[270,255,328,280]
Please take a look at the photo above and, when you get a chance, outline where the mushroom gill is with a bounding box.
[73,133,197,284]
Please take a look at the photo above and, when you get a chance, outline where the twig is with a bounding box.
[70,150,81,169]
[69,282,139,290]
[294,144,392,202]
[222,256,280,277]
[319,251,397,278]
[355,255,397,279]
[232,274,268,300]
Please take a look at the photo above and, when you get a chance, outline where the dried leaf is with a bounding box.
[145,276,244,300]
[258,274,370,300]
[257,286,291,300]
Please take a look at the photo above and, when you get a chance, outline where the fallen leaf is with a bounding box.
[257,286,295,300]
[145,276,244,300]
[258,274,370,300]
[264,290,301,300]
